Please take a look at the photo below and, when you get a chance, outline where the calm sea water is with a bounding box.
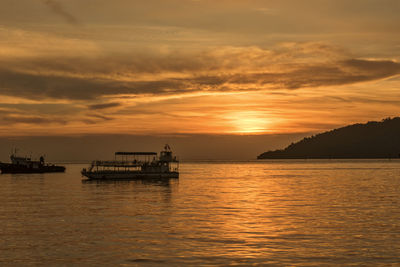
[1,160,400,266]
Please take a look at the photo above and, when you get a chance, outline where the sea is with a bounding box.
[1,160,400,266]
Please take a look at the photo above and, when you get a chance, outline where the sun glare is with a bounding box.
[226,112,271,134]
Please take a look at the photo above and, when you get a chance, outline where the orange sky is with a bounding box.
[0,0,399,137]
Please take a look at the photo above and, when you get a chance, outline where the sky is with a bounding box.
[0,0,399,160]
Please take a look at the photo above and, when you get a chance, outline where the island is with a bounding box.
[258,117,400,159]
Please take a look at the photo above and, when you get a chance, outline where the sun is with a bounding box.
[226,111,271,134]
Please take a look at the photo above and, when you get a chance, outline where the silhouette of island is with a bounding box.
[258,117,400,159]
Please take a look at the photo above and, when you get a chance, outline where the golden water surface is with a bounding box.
[1,160,400,266]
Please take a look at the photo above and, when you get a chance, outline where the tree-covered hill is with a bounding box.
[258,117,400,159]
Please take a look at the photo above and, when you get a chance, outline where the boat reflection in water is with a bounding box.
[81,144,179,181]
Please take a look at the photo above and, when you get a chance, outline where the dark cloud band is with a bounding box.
[0,46,399,100]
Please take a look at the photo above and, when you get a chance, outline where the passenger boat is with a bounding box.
[0,152,65,174]
[81,144,179,180]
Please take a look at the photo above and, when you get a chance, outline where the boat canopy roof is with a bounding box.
[115,152,157,156]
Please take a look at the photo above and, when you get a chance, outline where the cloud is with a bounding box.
[0,41,399,101]
[85,113,114,121]
[274,59,400,89]
[0,105,71,125]
[88,102,122,110]
[43,0,80,25]
[0,67,192,100]
[0,115,67,125]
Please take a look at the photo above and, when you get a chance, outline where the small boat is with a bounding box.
[0,152,65,174]
[81,144,179,180]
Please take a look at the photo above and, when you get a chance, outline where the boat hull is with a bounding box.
[0,163,65,174]
[81,170,179,180]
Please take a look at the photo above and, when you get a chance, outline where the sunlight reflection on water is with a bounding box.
[0,160,400,266]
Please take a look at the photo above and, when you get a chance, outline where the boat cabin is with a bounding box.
[86,145,179,174]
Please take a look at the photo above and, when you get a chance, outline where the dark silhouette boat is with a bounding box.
[81,144,179,180]
[0,152,65,174]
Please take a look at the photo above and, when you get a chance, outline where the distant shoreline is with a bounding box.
[55,158,400,165]
[257,156,400,160]
[258,117,400,160]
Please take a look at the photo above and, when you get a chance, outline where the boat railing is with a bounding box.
[91,160,150,168]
